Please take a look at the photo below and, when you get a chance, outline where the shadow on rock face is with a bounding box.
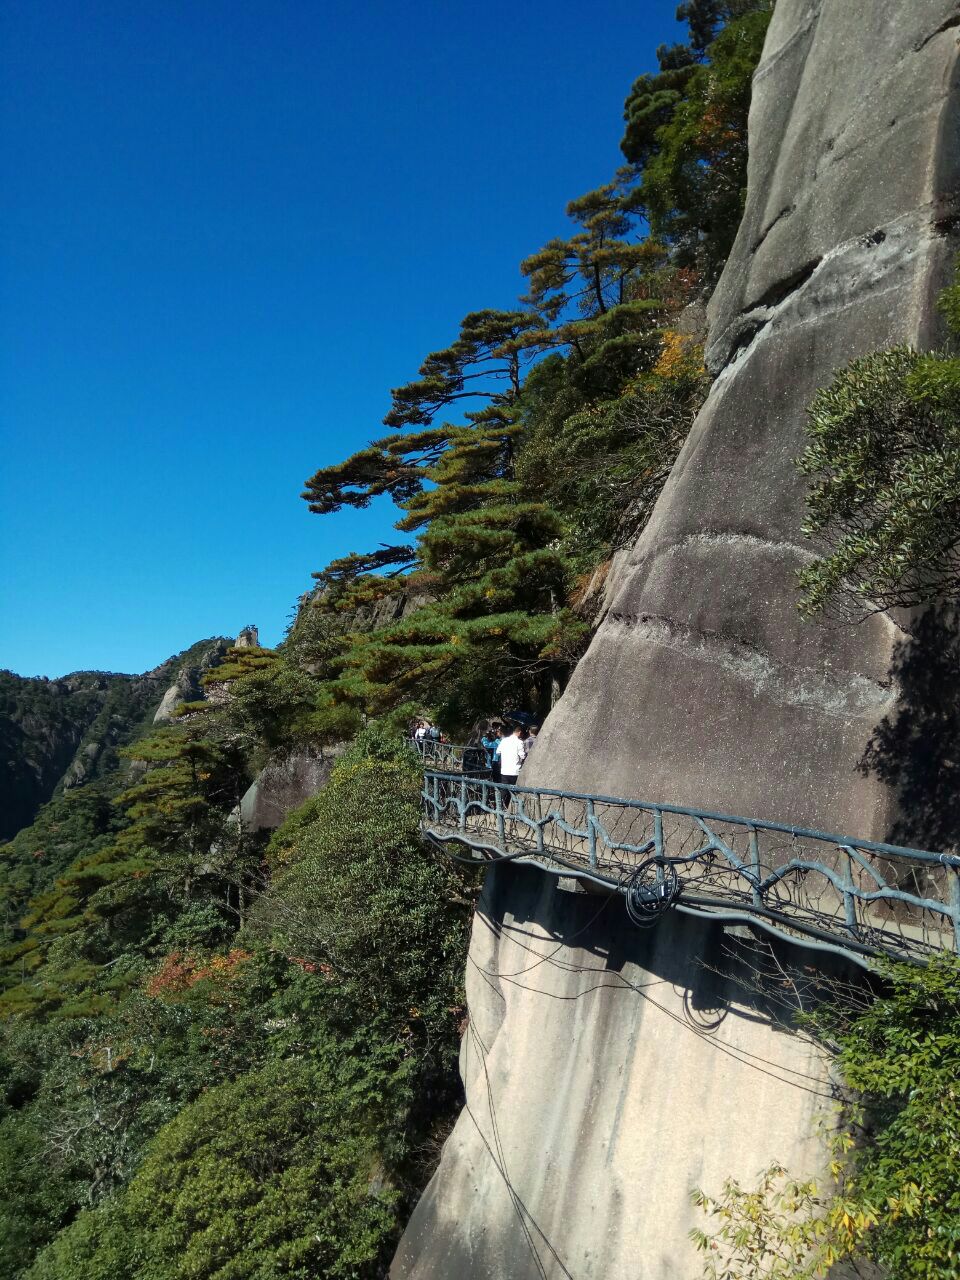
[476,862,855,1037]
[859,603,960,852]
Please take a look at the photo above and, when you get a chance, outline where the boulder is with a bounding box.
[239,745,344,832]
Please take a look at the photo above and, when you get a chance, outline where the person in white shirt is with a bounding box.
[497,726,527,785]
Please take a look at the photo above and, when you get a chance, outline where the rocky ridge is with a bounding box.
[0,637,231,842]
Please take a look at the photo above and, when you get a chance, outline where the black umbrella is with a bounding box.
[504,709,537,727]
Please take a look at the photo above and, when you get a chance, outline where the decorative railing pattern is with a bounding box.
[421,766,960,967]
[412,739,488,773]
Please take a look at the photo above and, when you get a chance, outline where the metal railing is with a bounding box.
[420,764,960,968]
[412,738,489,774]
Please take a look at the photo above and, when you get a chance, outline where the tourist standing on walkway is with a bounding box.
[482,723,503,779]
[497,725,527,786]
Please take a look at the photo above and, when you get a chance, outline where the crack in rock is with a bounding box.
[723,317,768,366]
[753,0,822,85]
[914,8,960,53]
[752,204,796,255]
[718,257,824,368]
[740,256,824,318]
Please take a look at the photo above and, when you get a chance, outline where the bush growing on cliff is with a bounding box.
[809,955,960,1278]
[798,346,960,616]
[253,725,472,1097]
[798,270,960,617]
[25,1060,398,1280]
[693,954,960,1280]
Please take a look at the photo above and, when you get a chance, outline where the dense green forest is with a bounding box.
[4,1,960,1276]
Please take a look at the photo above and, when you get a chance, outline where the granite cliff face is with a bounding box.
[392,5,960,1277]
[531,0,960,837]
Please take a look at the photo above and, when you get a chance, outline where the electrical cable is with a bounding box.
[466,912,838,1098]
[443,856,842,1280]
[464,1009,577,1280]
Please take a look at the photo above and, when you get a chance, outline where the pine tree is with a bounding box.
[621,4,772,281]
[302,308,587,723]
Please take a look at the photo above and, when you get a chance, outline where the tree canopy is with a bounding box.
[297,17,756,728]
[622,2,772,281]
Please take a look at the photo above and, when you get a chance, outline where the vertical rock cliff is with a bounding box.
[393,4,960,1277]
[530,0,960,836]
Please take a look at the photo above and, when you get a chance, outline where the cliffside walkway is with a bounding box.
[416,744,960,968]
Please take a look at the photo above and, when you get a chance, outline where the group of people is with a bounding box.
[480,721,538,786]
[412,720,443,745]
[410,715,540,786]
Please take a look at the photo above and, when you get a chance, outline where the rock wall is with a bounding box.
[394,867,839,1280]
[530,0,960,838]
[392,5,960,1277]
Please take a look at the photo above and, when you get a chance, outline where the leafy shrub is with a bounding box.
[25,1060,398,1280]
[798,347,960,615]
[799,264,960,617]
[694,956,960,1280]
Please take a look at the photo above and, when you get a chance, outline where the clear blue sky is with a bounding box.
[1,0,681,678]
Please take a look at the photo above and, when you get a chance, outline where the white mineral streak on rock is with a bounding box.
[392,5,960,1277]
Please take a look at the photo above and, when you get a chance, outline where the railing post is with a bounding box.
[749,828,762,907]
[841,846,858,936]
[459,776,467,833]
[653,808,665,892]
[495,784,506,850]
[950,864,960,954]
[587,798,597,868]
